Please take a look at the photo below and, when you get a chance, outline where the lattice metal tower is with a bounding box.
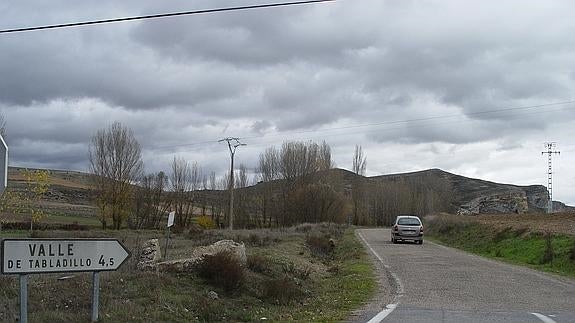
[541,142,560,213]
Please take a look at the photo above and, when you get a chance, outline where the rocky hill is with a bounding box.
[368,169,552,214]
[4,166,571,221]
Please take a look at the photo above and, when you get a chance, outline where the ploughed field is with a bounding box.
[475,212,575,236]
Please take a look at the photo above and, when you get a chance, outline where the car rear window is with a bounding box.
[397,218,421,226]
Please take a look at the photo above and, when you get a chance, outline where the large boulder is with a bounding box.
[191,240,247,265]
[144,240,246,272]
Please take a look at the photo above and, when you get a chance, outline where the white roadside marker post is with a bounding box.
[165,211,175,260]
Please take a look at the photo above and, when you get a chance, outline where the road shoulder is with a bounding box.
[346,229,397,323]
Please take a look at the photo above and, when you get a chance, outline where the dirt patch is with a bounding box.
[475,212,575,236]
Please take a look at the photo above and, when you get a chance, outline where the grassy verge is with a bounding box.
[0,224,376,322]
[426,215,575,278]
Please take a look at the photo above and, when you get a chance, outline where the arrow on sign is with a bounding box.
[1,238,131,274]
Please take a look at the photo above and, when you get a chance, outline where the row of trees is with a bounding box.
[88,122,453,230]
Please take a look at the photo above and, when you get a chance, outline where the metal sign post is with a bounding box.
[19,274,28,323]
[165,211,175,260]
[92,271,100,322]
[1,238,130,322]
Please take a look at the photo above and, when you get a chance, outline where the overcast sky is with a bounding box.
[1,0,574,204]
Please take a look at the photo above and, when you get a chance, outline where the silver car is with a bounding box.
[391,215,424,244]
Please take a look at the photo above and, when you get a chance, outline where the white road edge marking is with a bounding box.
[531,312,557,323]
[366,304,398,323]
[357,230,403,323]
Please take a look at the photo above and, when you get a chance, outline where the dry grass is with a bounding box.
[475,212,575,236]
[197,251,245,292]
[0,224,375,322]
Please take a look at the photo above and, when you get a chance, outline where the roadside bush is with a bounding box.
[247,255,271,274]
[540,232,554,265]
[261,277,303,305]
[197,251,244,292]
[294,222,346,238]
[425,215,474,235]
[185,224,204,238]
[294,223,314,233]
[0,221,88,231]
[513,227,529,237]
[569,241,575,262]
[282,261,311,280]
[197,297,221,322]
[295,266,311,280]
[0,276,17,322]
[306,235,334,258]
[196,216,216,230]
[246,233,271,247]
[492,227,512,243]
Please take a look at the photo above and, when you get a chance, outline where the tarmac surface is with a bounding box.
[352,228,575,323]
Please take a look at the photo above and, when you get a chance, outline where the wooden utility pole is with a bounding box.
[219,137,246,230]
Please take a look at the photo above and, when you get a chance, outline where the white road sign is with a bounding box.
[0,134,7,195]
[1,239,130,274]
[167,211,175,227]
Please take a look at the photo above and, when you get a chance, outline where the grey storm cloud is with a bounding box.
[1,0,575,203]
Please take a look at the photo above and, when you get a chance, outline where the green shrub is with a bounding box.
[261,277,303,305]
[197,251,244,292]
[540,233,554,265]
[569,241,575,262]
[306,235,334,258]
[196,216,216,230]
[492,227,512,243]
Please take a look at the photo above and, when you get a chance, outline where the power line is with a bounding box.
[148,99,575,151]
[0,0,336,35]
[238,100,575,142]
[242,104,574,149]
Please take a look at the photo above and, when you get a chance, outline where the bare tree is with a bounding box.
[351,145,367,224]
[169,157,195,228]
[89,122,143,229]
[352,145,367,176]
[279,141,332,182]
[235,164,249,189]
[132,171,169,229]
[257,147,281,228]
[257,140,338,227]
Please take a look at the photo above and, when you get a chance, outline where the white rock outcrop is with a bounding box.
[142,239,246,272]
[137,239,162,270]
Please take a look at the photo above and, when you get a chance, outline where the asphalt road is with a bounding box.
[356,228,575,323]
